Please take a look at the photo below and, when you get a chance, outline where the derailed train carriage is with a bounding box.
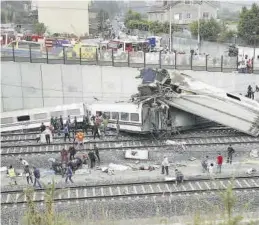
[1,103,87,132]
[87,102,209,134]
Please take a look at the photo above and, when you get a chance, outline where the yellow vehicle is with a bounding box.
[61,42,98,60]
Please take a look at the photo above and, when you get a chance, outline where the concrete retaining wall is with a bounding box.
[1,62,258,112]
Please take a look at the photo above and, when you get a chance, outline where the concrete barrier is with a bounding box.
[1,62,258,112]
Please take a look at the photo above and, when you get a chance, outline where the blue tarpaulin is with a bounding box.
[142,68,156,84]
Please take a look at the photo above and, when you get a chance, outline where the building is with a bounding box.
[36,0,90,36]
[148,0,219,25]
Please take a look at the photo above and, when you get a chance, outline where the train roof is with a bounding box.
[1,103,85,118]
[89,102,142,113]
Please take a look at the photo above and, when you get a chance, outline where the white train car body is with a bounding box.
[88,102,202,133]
[88,103,143,132]
[1,103,87,132]
[165,72,259,136]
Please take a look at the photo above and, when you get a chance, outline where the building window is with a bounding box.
[186,13,191,19]
[203,12,209,19]
[174,13,182,20]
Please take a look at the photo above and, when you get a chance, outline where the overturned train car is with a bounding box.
[135,68,259,137]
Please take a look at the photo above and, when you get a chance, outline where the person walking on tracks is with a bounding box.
[60,115,64,130]
[33,167,42,188]
[24,165,33,184]
[94,144,100,164]
[65,165,74,184]
[68,146,76,161]
[216,153,223,173]
[64,125,70,142]
[227,144,235,164]
[175,169,184,185]
[116,120,120,140]
[93,122,100,140]
[88,149,96,168]
[201,156,209,173]
[161,156,169,175]
[8,165,17,185]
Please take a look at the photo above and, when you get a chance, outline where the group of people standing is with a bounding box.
[7,159,42,187]
[201,145,235,175]
[247,85,259,100]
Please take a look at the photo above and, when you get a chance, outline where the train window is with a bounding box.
[67,109,80,116]
[1,117,13,124]
[103,112,110,119]
[50,111,63,117]
[34,113,48,120]
[121,112,129,121]
[17,115,30,122]
[130,113,139,122]
[111,112,119,120]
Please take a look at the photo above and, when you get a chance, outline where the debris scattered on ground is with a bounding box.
[75,169,90,175]
[164,177,176,181]
[108,163,129,171]
[246,168,256,175]
[115,143,123,148]
[139,166,155,171]
[250,149,258,158]
[189,157,196,161]
[166,140,186,145]
[101,167,108,173]
[48,158,56,163]
[135,161,140,164]
[125,150,149,160]
[0,167,7,172]
[176,163,187,167]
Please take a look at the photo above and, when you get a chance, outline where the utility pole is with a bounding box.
[253,31,256,60]
[169,5,172,52]
[197,1,202,54]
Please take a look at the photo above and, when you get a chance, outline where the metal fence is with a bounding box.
[1,45,259,74]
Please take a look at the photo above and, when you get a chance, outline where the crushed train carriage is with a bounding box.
[132,68,259,137]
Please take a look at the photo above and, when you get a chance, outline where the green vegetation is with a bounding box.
[238,3,259,45]
[20,181,259,225]
[33,22,47,36]
[124,10,176,34]
[189,18,236,42]
[22,182,68,225]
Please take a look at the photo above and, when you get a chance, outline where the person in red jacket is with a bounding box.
[217,153,223,173]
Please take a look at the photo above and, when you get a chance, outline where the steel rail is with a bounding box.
[0,132,246,144]
[1,137,259,156]
[1,176,259,205]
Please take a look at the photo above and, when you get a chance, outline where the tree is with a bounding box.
[124,10,142,27]
[238,3,259,44]
[97,9,109,33]
[189,18,221,41]
[33,22,47,35]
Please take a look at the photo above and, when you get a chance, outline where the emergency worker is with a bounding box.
[8,165,17,185]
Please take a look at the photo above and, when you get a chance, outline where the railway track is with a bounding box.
[1,176,259,206]
[1,136,259,156]
[0,127,240,138]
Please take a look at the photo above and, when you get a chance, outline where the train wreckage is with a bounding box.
[131,68,259,137]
